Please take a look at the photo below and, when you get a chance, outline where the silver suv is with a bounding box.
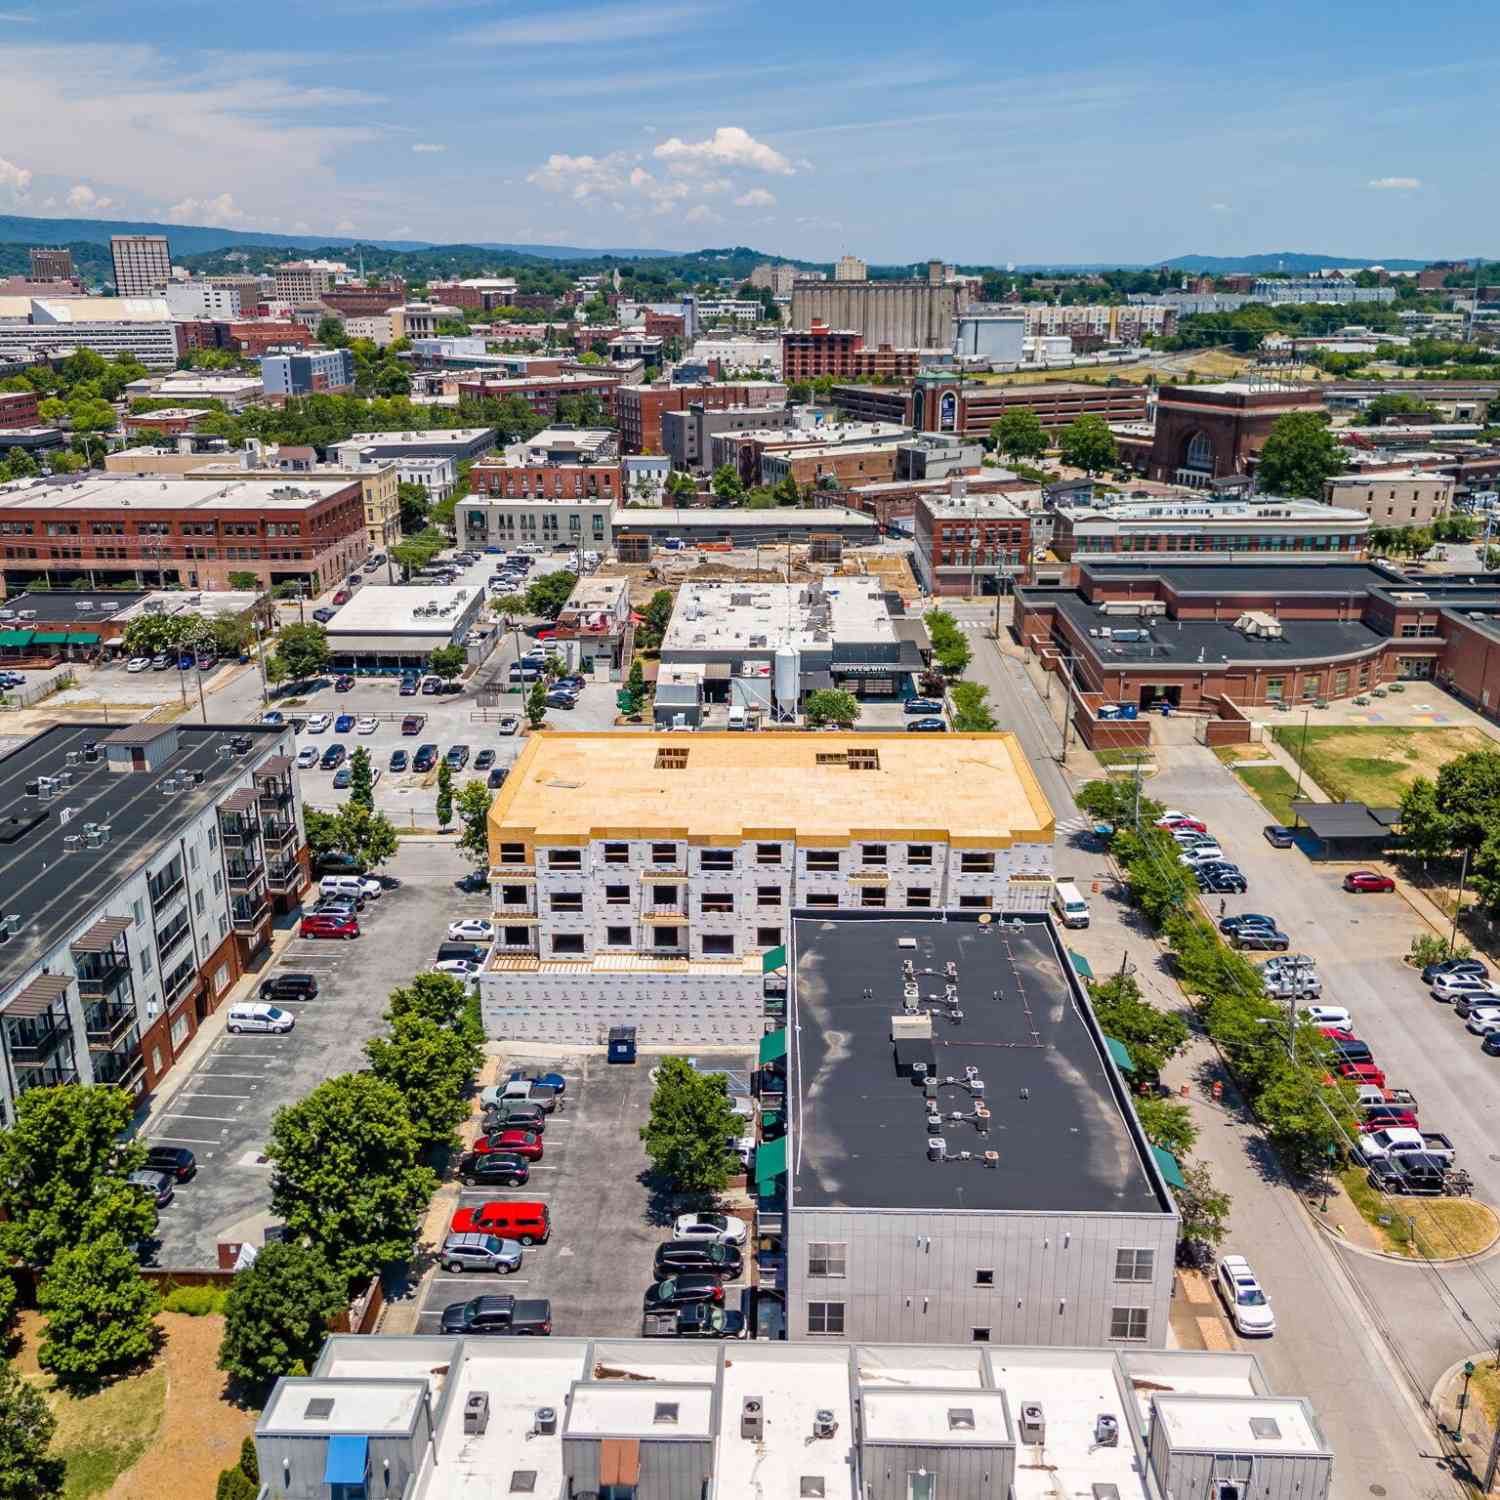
[441,1233,523,1275]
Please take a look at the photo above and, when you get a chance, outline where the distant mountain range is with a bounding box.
[1154,251,1436,274]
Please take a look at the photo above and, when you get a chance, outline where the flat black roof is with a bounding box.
[787,913,1170,1216]
[1049,590,1383,666]
[0,721,285,996]
[1290,801,1400,840]
[0,589,148,624]
[1077,560,1403,595]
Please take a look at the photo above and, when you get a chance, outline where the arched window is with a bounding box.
[1185,431,1214,472]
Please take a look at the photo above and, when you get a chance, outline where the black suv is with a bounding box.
[144,1145,196,1181]
[457,1151,530,1187]
[413,743,439,773]
[653,1241,743,1279]
[259,972,320,1003]
[439,1294,552,1335]
[643,1274,724,1311]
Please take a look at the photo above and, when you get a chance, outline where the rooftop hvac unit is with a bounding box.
[812,1410,838,1440]
[741,1397,764,1441]
[1020,1403,1045,1445]
[1094,1414,1119,1447]
[533,1407,558,1437]
[927,1136,947,1162]
[62,835,81,852]
[463,1391,490,1436]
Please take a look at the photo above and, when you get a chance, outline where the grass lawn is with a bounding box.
[1233,764,1302,825]
[1467,1360,1500,1432]
[1271,725,1493,806]
[1094,748,1153,768]
[1213,744,1275,766]
[1337,1168,1499,1259]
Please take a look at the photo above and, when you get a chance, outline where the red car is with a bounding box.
[1334,1060,1387,1090]
[1156,816,1207,834]
[301,912,359,940]
[475,1129,543,1160]
[333,589,351,605]
[1357,1111,1419,1133]
[533,625,559,641]
[1343,870,1395,894]
[1317,1027,1358,1043]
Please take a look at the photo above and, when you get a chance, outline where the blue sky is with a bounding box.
[0,0,1491,263]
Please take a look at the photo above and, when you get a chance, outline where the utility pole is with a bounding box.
[1292,705,1311,801]
[1453,846,1472,955]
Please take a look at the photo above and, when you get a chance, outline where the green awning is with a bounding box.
[1069,950,1094,980]
[30,631,71,644]
[761,943,787,974]
[0,629,32,646]
[755,1131,788,1194]
[758,1028,787,1065]
[1103,1035,1135,1074]
[1152,1145,1187,1191]
[69,631,100,644]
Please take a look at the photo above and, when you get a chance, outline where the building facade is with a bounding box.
[0,389,40,429]
[110,235,171,297]
[830,375,1150,439]
[261,348,356,398]
[835,253,868,281]
[453,371,626,419]
[461,491,614,552]
[791,267,965,349]
[0,296,179,368]
[273,262,337,302]
[0,720,307,1123]
[29,248,75,281]
[615,382,787,454]
[164,282,242,320]
[1324,469,1455,527]
[914,490,1032,594]
[333,428,497,465]
[663,403,795,472]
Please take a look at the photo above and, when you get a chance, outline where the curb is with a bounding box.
[1307,1196,1500,1267]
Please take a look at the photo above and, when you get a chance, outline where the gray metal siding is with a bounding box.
[564,1434,600,1495]
[639,1437,713,1500]
[862,1444,1012,1500]
[787,1206,1176,1348]
[1151,1436,1333,1500]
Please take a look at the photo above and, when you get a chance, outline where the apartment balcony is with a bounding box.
[266,857,304,892]
[231,891,271,933]
[147,873,185,913]
[7,1017,73,1067]
[84,999,137,1047]
[640,865,688,880]
[642,907,687,923]
[91,1032,144,1089]
[225,853,267,888]
[493,902,536,918]
[256,781,294,812]
[261,818,299,854]
[16,1063,80,1093]
[156,914,192,963]
[218,814,263,849]
[489,860,534,878]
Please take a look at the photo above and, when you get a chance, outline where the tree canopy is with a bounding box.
[1254,412,1346,499]
[366,1013,482,1156]
[0,1360,64,1498]
[1056,414,1117,475]
[640,1057,743,1195]
[923,608,971,677]
[271,623,330,683]
[803,688,859,727]
[524,570,578,620]
[37,1235,159,1388]
[990,408,1049,464]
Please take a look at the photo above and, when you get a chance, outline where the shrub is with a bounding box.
[1407,932,1467,969]
[216,1466,258,1500]
[163,1283,229,1316]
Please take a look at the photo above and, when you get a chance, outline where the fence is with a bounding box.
[0,666,75,710]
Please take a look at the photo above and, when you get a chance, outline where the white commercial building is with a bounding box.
[0,296,179,367]
[256,1335,1332,1500]
[392,454,458,501]
[341,313,394,346]
[164,281,242,320]
[687,334,782,374]
[321,584,486,668]
[954,313,1025,365]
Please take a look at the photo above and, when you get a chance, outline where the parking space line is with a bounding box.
[192,1071,268,1080]
[156,1112,234,1123]
[429,1276,530,1285]
[146,1133,220,1145]
[181,1090,255,1099]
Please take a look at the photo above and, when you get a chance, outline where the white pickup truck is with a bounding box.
[1358,1127,1456,1166]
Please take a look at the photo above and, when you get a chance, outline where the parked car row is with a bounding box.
[1158,809,1251,898]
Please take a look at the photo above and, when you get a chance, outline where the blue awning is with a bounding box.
[324,1434,368,1486]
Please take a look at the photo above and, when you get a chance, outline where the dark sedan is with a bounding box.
[1199,868,1247,894]
[906,717,946,733]
[643,1274,724,1311]
[653,1241,743,1279]
[904,698,944,715]
[1262,825,1296,848]
[1219,913,1279,936]
[413,743,439,772]
[457,1151,531,1187]
[1232,926,1290,952]
[144,1145,196,1181]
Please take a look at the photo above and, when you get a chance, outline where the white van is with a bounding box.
[1052,880,1091,928]
[727,704,748,731]
[319,874,378,905]
[226,1003,295,1034]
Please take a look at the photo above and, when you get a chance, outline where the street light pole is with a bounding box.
[1453,846,1472,956]
[1292,705,1311,802]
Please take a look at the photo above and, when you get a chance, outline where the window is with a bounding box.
[218,915,228,939]
[551,933,585,955]
[603,842,629,865]
[550,892,583,913]
[806,851,840,873]
[502,884,528,906]
[975,1268,994,1286]
[701,892,734,913]
[653,927,680,949]
[808,1242,846,1277]
[756,842,782,865]
[972,1328,991,1343]
[546,849,581,870]
[806,893,838,909]
[499,842,527,865]
[131,898,144,927]
[503,926,530,946]
[141,945,154,976]
[700,849,734,872]
[906,886,932,909]
[1115,1248,1155,1283]
[188,845,199,870]
[605,884,630,906]
[651,885,677,909]
[213,870,223,896]
[860,887,887,908]
[606,925,632,947]
[170,1013,190,1049]
[214,962,232,994]
[1109,1307,1149,1341]
[757,926,782,948]
[757,885,782,908]
[958,894,992,910]
[1265,677,1284,703]
[655,748,689,770]
[907,844,933,867]
[651,842,679,865]
[807,1301,845,1335]
[703,934,735,957]
[862,844,887,867]
[960,852,995,874]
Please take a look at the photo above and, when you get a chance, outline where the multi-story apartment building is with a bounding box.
[0,473,369,593]
[427,278,517,311]
[0,296,178,368]
[0,720,307,1122]
[260,347,356,398]
[614,381,787,453]
[319,283,405,319]
[914,488,1032,594]
[1324,468,1454,527]
[453,370,626,419]
[479,731,1053,1042]
[835,252,868,281]
[782,321,944,382]
[218,319,314,357]
[0,389,39,429]
[1020,303,1176,341]
[29,247,75,281]
[110,234,171,296]
[664,402,795,472]
[273,261,339,302]
[460,489,614,553]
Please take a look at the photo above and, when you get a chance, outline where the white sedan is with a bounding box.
[305,713,331,734]
[126,656,152,673]
[433,958,479,981]
[356,716,379,735]
[673,1212,749,1247]
[296,746,320,769]
[447,918,496,942]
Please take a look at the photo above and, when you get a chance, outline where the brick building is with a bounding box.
[453,370,625,419]
[319,284,404,318]
[0,389,39,429]
[781,320,940,382]
[643,310,686,340]
[914,488,1032,594]
[614,381,787,454]
[221,320,315,357]
[662,402,795,472]
[121,407,210,438]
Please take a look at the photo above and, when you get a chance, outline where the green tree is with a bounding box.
[711,464,745,504]
[524,569,577,620]
[0,1085,154,1269]
[949,680,995,731]
[990,408,1049,464]
[315,315,347,347]
[266,1074,437,1285]
[772,472,802,506]
[1255,411,1346,498]
[121,612,206,659]
[238,1438,259,1485]
[495,592,529,619]
[347,746,374,812]
[271,622,330,683]
[526,680,548,727]
[923,608,971,676]
[622,656,647,714]
[366,1014,482,1155]
[640,1057,742,1195]
[0,1361,64,1499]
[638,588,674,649]
[803,688,860,727]
[1360,392,1440,426]
[665,470,697,508]
[387,972,472,1034]
[1175,1161,1232,1250]
[1076,776,1163,833]
[435,761,454,828]
[330,802,398,872]
[397,482,431,534]
[37,1235,158,1388]
[227,570,260,592]
[1088,972,1189,1084]
[428,643,467,683]
[218,1241,346,1403]
[1135,1095,1198,1158]
[304,806,338,856]
[455,779,494,862]
[1056,413,1118,475]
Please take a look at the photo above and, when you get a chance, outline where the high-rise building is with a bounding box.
[110,235,172,297]
[29,247,75,281]
[834,253,868,282]
[791,268,966,348]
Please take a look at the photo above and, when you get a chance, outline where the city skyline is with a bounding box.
[0,0,1492,263]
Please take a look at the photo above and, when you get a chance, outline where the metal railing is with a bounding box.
[85,1000,137,1046]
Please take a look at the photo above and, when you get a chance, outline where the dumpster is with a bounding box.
[607,1025,637,1064]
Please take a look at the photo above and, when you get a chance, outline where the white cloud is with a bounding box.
[684,204,721,225]
[390,225,415,236]
[66,183,113,211]
[528,151,703,216]
[0,156,31,200]
[654,126,796,177]
[796,214,842,232]
[168,192,246,225]
[1369,176,1421,190]
[460,2,716,48]
[734,187,775,208]
[412,142,446,153]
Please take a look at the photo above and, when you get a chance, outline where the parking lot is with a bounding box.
[144,842,491,1266]
[408,1049,755,1339]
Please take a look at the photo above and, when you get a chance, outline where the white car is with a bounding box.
[447,918,496,942]
[433,959,479,981]
[305,713,331,734]
[1465,1006,1500,1035]
[296,746,320,769]
[1158,809,1197,824]
[356,716,379,735]
[355,876,383,900]
[673,1212,749,1247]
[1302,1005,1352,1030]
[1179,845,1226,866]
[1216,1254,1275,1336]
[1432,974,1500,1003]
[126,656,152,673]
